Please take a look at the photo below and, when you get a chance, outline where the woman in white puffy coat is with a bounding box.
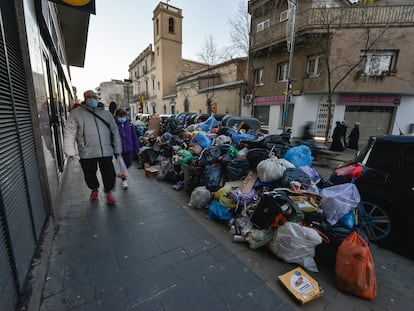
[64,90,122,204]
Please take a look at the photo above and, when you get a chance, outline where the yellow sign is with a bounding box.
[62,0,90,6]
[48,0,96,14]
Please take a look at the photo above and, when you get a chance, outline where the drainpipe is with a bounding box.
[282,0,298,132]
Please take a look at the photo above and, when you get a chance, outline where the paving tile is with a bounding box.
[181,235,221,257]
[123,266,178,306]
[40,283,94,311]
[158,276,225,311]
[113,231,163,269]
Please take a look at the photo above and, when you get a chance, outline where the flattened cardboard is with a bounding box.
[147,117,161,138]
[278,267,324,305]
[239,170,258,194]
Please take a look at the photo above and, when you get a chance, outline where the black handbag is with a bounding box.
[251,191,302,229]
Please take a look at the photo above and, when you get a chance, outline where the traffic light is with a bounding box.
[139,96,144,113]
[211,101,217,113]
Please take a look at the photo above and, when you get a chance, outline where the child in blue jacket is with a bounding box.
[115,109,140,189]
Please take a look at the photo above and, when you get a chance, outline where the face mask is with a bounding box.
[86,98,98,108]
[117,117,127,124]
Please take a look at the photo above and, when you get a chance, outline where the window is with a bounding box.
[280,10,288,22]
[254,105,270,126]
[168,17,175,33]
[254,68,264,86]
[156,19,159,35]
[359,50,398,76]
[256,19,270,32]
[306,54,324,77]
[277,62,289,82]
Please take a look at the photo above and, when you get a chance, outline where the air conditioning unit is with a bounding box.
[244,94,253,105]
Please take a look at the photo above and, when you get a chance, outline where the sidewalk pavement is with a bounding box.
[39,156,414,311]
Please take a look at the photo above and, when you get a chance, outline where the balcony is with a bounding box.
[250,5,414,53]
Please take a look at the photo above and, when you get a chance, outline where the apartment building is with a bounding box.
[248,0,414,142]
[96,79,132,111]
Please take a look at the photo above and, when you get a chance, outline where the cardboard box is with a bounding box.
[147,117,161,138]
[144,163,160,178]
[278,267,324,305]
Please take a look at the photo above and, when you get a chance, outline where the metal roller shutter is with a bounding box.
[0,1,47,308]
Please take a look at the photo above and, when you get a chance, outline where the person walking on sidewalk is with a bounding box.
[114,108,140,189]
[64,90,122,204]
[330,121,344,151]
[347,122,360,150]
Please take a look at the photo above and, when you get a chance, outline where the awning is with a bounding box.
[255,95,285,106]
[339,95,401,106]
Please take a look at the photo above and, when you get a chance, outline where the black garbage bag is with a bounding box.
[224,159,251,181]
[216,126,236,137]
[200,164,223,192]
[247,148,270,168]
[140,147,161,166]
[198,145,222,166]
[281,168,312,189]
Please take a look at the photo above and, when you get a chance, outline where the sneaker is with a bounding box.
[106,192,116,204]
[121,179,128,190]
[90,188,98,201]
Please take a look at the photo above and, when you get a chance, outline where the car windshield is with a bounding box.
[355,137,375,164]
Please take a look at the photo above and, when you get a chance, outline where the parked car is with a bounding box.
[328,135,414,259]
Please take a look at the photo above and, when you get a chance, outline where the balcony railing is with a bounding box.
[251,5,414,52]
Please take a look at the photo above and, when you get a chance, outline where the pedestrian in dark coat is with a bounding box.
[340,120,348,149]
[347,122,360,149]
[330,121,345,151]
[115,108,140,189]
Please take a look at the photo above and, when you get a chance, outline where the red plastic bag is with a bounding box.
[335,231,377,299]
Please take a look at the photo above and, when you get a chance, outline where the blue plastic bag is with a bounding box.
[284,145,314,167]
[231,132,256,144]
[192,132,212,149]
[337,209,356,229]
[207,200,234,221]
[199,115,219,132]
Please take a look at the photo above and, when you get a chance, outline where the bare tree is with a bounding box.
[196,36,223,112]
[227,0,250,57]
[196,35,221,65]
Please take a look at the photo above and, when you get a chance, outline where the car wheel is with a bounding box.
[357,201,391,241]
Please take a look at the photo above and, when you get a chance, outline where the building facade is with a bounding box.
[96,79,131,111]
[0,1,90,309]
[248,0,414,143]
[175,58,249,116]
[128,2,208,118]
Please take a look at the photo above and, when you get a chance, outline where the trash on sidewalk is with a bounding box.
[144,163,160,177]
[278,266,325,305]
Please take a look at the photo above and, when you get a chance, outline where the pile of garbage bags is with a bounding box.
[137,113,371,279]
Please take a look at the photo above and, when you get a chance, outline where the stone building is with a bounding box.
[96,79,131,111]
[128,2,251,119]
[128,2,207,118]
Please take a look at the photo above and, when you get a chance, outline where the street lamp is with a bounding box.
[282,0,298,132]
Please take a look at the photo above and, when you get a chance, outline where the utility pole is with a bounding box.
[282,0,298,132]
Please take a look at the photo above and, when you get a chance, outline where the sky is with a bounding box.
[70,0,245,98]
